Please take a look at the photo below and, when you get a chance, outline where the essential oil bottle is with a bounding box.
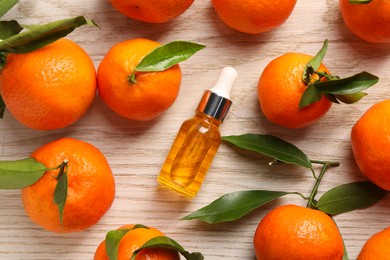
[157,67,238,197]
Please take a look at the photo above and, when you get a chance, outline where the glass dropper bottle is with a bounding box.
[157,67,238,197]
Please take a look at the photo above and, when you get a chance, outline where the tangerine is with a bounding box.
[257,52,332,128]
[108,0,194,23]
[254,204,344,260]
[340,0,390,43]
[21,137,115,233]
[94,224,180,260]
[97,38,182,121]
[358,226,390,259]
[0,38,96,130]
[351,99,390,191]
[211,0,297,34]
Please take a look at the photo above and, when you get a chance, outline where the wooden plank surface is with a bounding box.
[1,0,390,259]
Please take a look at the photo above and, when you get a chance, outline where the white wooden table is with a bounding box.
[1,0,390,259]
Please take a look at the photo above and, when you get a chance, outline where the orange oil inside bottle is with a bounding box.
[158,112,221,197]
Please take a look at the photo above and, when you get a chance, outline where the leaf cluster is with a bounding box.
[104,225,203,260]
[182,134,388,259]
[299,39,378,109]
[182,134,388,224]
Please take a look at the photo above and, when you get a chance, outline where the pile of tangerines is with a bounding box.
[1,0,390,259]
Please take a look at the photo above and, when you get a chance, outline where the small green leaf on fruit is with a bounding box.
[131,236,204,260]
[334,92,367,104]
[299,84,322,109]
[105,225,149,260]
[316,181,388,215]
[0,158,47,189]
[0,0,19,18]
[53,162,68,225]
[0,16,98,53]
[135,41,206,72]
[303,39,328,84]
[312,71,378,95]
[182,190,289,224]
[105,228,131,260]
[0,20,23,39]
[222,134,312,169]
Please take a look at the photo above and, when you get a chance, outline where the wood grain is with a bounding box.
[1,0,390,259]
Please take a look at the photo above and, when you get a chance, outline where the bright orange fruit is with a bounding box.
[211,0,297,34]
[351,99,390,191]
[257,52,332,128]
[94,224,180,260]
[340,0,390,43]
[358,227,390,259]
[254,204,344,260]
[0,38,96,130]
[108,0,194,23]
[21,137,115,233]
[97,38,182,121]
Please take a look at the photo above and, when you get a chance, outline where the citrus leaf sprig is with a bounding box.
[182,134,388,224]
[0,158,46,189]
[104,225,204,260]
[128,41,206,84]
[53,160,68,225]
[299,39,379,109]
[0,158,69,225]
[0,16,98,55]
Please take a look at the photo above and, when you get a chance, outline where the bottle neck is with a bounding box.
[194,111,222,126]
[196,90,232,122]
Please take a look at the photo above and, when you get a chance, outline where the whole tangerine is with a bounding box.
[257,52,332,128]
[0,38,96,130]
[340,0,390,43]
[97,38,182,121]
[254,204,344,260]
[21,137,115,233]
[108,0,194,23]
[94,224,180,260]
[211,0,297,34]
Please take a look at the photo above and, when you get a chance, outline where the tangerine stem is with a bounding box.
[306,160,340,208]
[128,72,137,84]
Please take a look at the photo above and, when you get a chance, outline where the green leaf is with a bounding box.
[0,16,98,53]
[303,39,328,84]
[105,228,131,260]
[312,71,378,95]
[0,158,47,189]
[222,134,312,169]
[105,225,149,260]
[131,236,204,260]
[0,0,19,18]
[316,181,388,215]
[0,94,5,118]
[0,20,23,39]
[348,0,372,3]
[334,92,367,104]
[53,164,68,225]
[182,190,289,224]
[135,41,206,72]
[299,84,322,109]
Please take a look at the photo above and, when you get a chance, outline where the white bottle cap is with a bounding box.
[196,67,238,121]
[209,66,238,99]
